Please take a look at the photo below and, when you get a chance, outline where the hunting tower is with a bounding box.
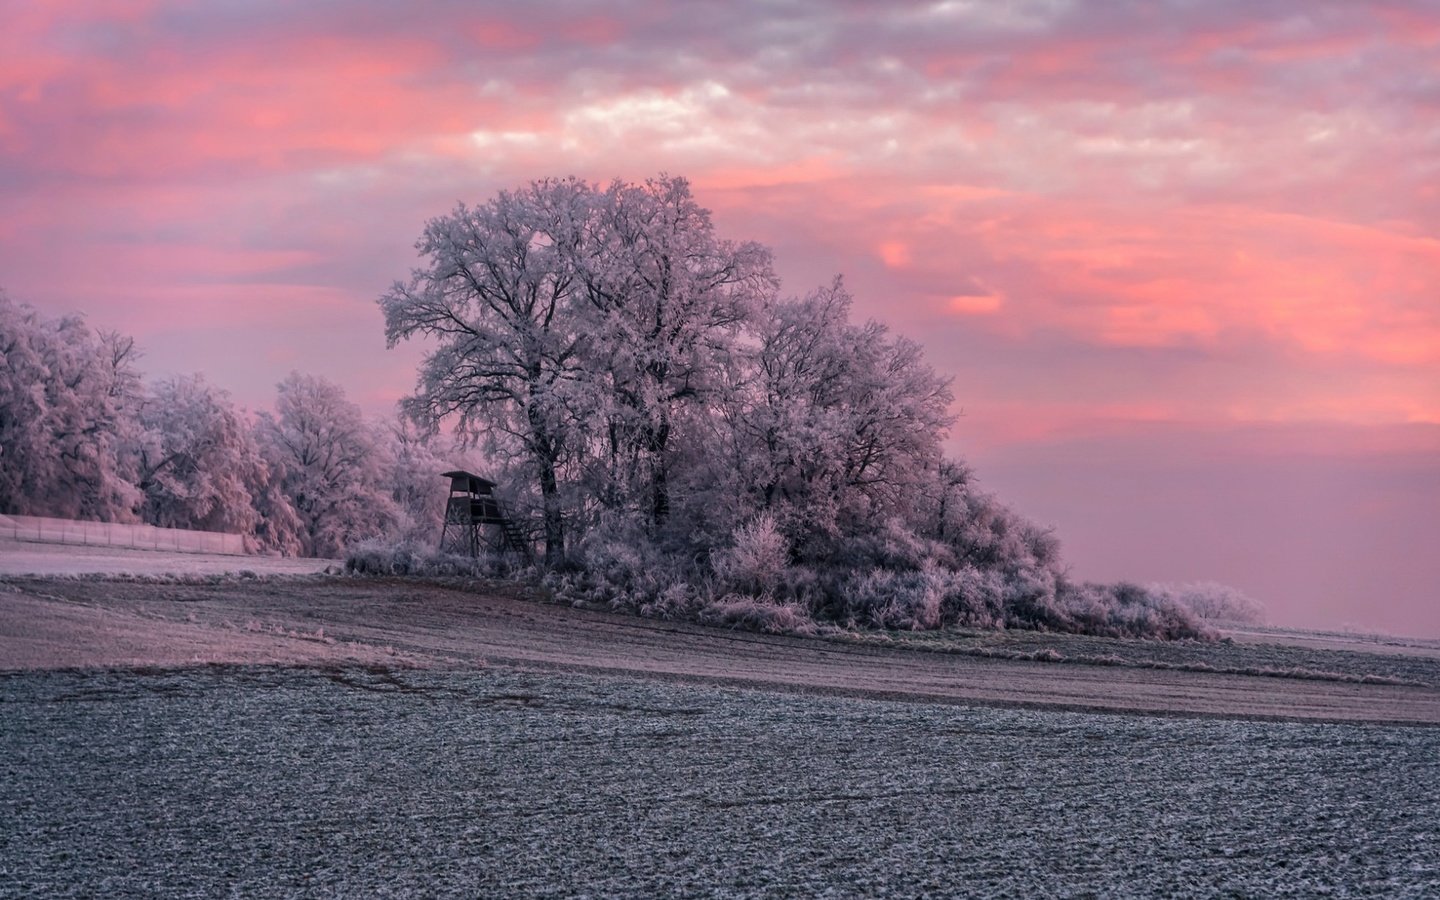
[438,470,530,558]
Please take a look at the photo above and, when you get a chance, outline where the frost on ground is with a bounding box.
[3,576,1439,724]
[0,538,335,578]
[1,667,1437,897]
[0,584,418,669]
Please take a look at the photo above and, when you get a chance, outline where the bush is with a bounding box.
[712,514,790,595]
[938,565,1009,629]
[350,505,1219,643]
[698,595,817,635]
[343,539,518,577]
[1054,581,1213,640]
[1151,581,1265,624]
[836,568,944,630]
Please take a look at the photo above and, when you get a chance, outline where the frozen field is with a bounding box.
[2,574,1438,896]
[3,666,1437,896]
[3,576,1437,723]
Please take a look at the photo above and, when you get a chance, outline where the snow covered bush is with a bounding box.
[838,569,945,631]
[1055,581,1212,640]
[938,565,1010,630]
[698,595,817,635]
[545,522,697,614]
[1151,582,1266,625]
[712,514,789,596]
[344,539,517,578]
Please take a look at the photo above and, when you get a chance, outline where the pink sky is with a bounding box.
[3,1,1437,635]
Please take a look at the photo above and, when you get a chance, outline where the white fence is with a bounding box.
[0,514,248,556]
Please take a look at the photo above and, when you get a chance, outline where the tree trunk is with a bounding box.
[537,454,564,558]
[646,416,670,530]
[526,403,565,558]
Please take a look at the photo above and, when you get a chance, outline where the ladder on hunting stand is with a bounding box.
[438,470,533,560]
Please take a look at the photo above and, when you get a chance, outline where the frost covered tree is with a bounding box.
[381,175,778,553]
[382,414,475,545]
[256,372,399,558]
[133,374,269,537]
[0,293,142,521]
[705,278,953,545]
[574,175,777,529]
[1150,582,1265,624]
[380,178,593,556]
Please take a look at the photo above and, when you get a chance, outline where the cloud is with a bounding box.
[3,0,1438,633]
[1,7,1436,404]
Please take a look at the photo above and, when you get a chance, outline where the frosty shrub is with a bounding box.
[344,539,517,578]
[1055,581,1213,640]
[698,595,817,635]
[1151,581,1266,624]
[938,565,1010,629]
[826,518,945,573]
[638,581,703,621]
[546,523,698,615]
[836,569,945,630]
[712,514,789,595]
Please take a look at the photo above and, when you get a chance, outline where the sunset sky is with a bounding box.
[3,1,1437,634]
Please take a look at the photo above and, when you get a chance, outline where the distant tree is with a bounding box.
[1150,582,1265,624]
[133,374,269,537]
[380,178,593,556]
[0,293,142,521]
[248,466,307,557]
[256,372,398,557]
[381,414,475,545]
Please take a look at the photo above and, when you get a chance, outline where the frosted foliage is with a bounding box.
[0,293,142,521]
[696,279,953,546]
[845,569,945,631]
[255,373,399,558]
[574,176,778,527]
[380,178,594,555]
[1152,582,1266,624]
[712,513,789,595]
[135,374,269,538]
[381,175,778,552]
[382,417,478,545]
[247,468,307,557]
[0,295,439,558]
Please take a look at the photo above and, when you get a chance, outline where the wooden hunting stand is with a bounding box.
[438,470,530,558]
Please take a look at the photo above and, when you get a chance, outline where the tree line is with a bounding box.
[0,294,457,557]
[379,175,1248,638]
[1,174,1262,638]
